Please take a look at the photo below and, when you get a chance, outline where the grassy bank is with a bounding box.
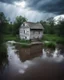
[4,34,64,44]
[4,35,18,41]
[3,34,64,49]
[4,34,31,44]
[42,34,64,48]
[42,34,64,42]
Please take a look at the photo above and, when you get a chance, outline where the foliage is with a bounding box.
[40,17,55,34]
[4,35,19,42]
[0,12,8,53]
[55,20,64,37]
[56,37,64,44]
[4,35,31,44]
[0,12,6,44]
[16,43,30,48]
[18,39,31,43]
[44,41,56,50]
[43,34,62,42]
[0,44,7,65]
[0,12,9,34]
[13,16,27,35]
[0,12,8,65]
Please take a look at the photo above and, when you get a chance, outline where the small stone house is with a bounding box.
[19,22,44,40]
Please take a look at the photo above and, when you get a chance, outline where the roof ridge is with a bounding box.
[25,22,40,24]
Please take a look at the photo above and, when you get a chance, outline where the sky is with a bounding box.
[0,0,64,22]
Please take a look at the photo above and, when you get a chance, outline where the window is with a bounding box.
[25,36,27,39]
[24,30,25,33]
[39,31,40,34]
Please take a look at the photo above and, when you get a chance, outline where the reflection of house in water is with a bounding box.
[16,42,43,61]
[19,22,44,40]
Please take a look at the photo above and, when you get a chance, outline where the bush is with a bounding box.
[56,38,64,44]
[44,41,56,50]
[0,44,7,65]
[42,34,64,42]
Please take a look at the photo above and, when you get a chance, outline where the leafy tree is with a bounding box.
[56,20,64,37]
[40,20,48,34]
[0,12,7,44]
[0,12,8,62]
[5,22,13,34]
[40,18,55,34]
[13,16,27,35]
[47,17,55,34]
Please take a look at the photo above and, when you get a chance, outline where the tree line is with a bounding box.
[40,17,64,37]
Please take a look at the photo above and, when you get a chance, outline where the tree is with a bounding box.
[47,17,55,34]
[40,20,47,34]
[0,12,8,60]
[0,12,8,65]
[40,18,55,34]
[56,20,64,37]
[0,12,7,44]
[13,16,27,35]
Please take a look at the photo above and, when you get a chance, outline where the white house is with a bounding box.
[19,22,44,40]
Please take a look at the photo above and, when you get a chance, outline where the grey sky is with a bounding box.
[0,0,64,22]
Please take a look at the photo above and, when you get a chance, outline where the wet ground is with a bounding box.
[0,42,64,80]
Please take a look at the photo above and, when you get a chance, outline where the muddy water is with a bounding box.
[0,42,64,80]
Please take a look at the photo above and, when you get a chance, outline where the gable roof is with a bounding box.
[21,22,44,29]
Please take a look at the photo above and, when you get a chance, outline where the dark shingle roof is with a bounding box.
[21,22,44,29]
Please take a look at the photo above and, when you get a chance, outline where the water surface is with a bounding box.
[0,42,64,80]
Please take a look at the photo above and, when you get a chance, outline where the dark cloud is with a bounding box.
[0,0,22,4]
[26,0,64,14]
[0,0,64,14]
[0,1,56,22]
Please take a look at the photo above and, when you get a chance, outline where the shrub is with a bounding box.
[44,41,56,50]
[0,44,7,65]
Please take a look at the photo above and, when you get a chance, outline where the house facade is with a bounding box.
[19,22,44,40]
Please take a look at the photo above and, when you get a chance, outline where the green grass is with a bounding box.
[18,39,31,44]
[15,43,30,48]
[4,34,64,45]
[4,34,31,44]
[42,34,64,42]
[43,41,56,50]
[4,34,18,41]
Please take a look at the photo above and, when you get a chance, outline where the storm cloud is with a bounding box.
[0,0,64,22]
[0,0,64,14]
[26,0,64,14]
[0,0,22,4]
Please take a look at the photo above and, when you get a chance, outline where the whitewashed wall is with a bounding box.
[19,27,30,40]
[30,30,43,40]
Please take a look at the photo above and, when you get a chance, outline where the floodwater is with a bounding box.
[0,41,64,80]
